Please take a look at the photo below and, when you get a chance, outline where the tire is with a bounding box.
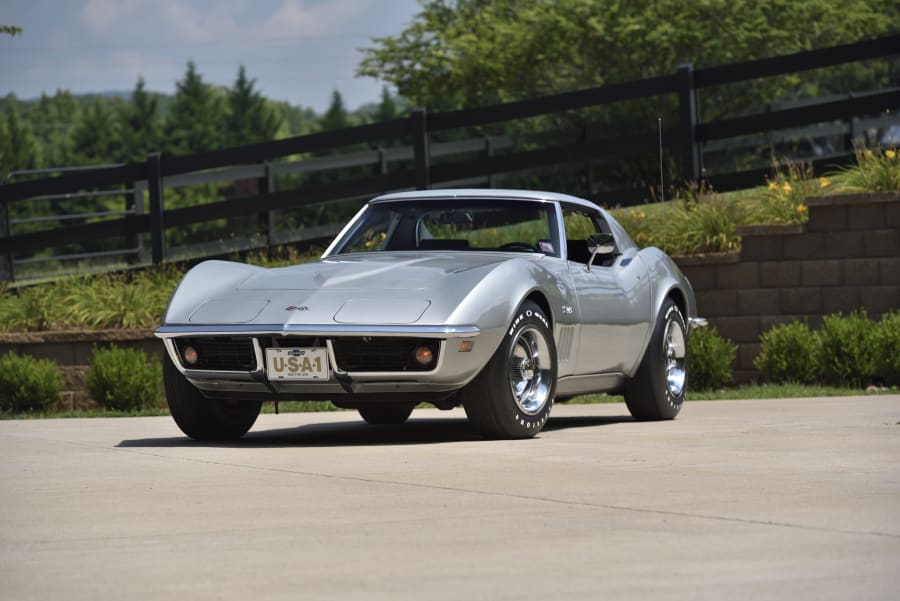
[461,300,557,438]
[358,404,415,425]
[163,354,261,441]
[624,298,687,421]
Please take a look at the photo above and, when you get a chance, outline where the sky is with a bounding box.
[0,0,423,112]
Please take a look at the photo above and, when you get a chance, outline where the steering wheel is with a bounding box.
[498,242,536,252]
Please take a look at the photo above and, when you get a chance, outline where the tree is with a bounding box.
[70,99,121,165]
[357,0,900,117]
[375,86,399,122]
[319,90,351,131]
[0,96,41,178]
[0,25,22,36]
[164,61,224,155]
[117,77,162,163]
[224,65,281,147]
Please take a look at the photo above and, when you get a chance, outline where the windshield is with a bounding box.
[328,199,560,257]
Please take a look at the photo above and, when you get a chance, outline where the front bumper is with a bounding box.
[156,323,492,399]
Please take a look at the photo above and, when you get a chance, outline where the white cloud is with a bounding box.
[81,0,142,33]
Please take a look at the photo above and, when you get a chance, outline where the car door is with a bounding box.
[563,206,652,375]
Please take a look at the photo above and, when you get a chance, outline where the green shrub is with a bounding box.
[0,352,63,413]
[754,320,822,384]
[85,345,163,411]
[688,326,736,390]
[875,311,900,386]
[818,310,878,387]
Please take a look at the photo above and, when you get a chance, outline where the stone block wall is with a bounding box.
[675,192,900,383]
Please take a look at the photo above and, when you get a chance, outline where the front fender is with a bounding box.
[161,260,263,325]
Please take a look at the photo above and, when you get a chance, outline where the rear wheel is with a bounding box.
[624,299,687,421]
[163,354,261,441]
[462,300,556,438]
[358,404,415,425]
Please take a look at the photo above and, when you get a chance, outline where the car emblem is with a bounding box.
[285,305,309,311]
[287,349,305,356]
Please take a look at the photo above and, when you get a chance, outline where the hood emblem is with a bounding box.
[285,305,309,312]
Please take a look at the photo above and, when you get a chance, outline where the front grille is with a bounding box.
[174,337,256,371]
[331,337,440,372]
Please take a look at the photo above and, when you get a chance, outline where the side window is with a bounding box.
[562,206,608,264]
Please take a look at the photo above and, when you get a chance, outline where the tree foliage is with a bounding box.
[224,65,282,147]
[358,0,900,117]
[164,61,224,155]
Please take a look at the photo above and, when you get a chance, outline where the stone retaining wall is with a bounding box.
[675,192,900,383]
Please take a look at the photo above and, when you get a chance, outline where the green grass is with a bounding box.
[3,384,896,420]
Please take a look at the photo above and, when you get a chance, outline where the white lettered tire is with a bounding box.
[624,298,687,421]
[462,300,557,438]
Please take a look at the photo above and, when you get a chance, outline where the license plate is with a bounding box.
[265,348,329,380]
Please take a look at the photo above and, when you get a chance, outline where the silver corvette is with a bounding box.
[156,189,704,440]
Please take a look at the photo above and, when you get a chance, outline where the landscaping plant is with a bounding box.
[85,345,163,411]
[687,326,736,390]
[754,320,823,385]
[0,352,63,413]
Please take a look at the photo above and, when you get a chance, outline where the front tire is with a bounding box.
[358,404,415,425]
[624,299,687,421]
[163,354,261,441]
[461,300,556,438]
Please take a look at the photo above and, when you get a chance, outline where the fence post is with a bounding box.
[412,107,430,190]
[676,63,702,183]
[147,152,166,265]
[258,162,276,247]
[0,199,11,282]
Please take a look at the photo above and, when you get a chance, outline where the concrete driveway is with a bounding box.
[1,396,898,600]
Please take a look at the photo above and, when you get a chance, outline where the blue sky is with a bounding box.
[0,0,422,111]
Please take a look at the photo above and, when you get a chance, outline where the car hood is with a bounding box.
[238,253,507,291]
[181,252,536,326]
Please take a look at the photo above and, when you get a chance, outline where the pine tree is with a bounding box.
[375,86,398,122]
[70,99,120,165]
[164,61,224,155]
[0,96,41,178]
[224,65,281,147]
[117,77,162,163]
[319,90,351,131]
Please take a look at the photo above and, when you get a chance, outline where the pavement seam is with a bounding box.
[114,446,900,541]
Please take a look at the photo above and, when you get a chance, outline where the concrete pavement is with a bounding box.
[1,396,899,600]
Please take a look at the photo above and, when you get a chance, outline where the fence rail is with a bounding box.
[1,34,898,283]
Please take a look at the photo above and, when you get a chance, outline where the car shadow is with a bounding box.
[116,413,634,449]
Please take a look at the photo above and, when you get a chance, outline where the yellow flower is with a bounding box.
[819,177,831,187]
[886,149,897,160]
[767,181,778,191]
[639,211,646,219]
[796,204,807,214]
[782,182,792,192]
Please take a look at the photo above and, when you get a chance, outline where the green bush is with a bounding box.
[754,320,822,384]
[688,326,736,390]
[818,310,878,387]
[0,352,63,413]
[85,345,163,411]
[875,311,900,386]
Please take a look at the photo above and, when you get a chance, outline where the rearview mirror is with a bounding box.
[586,233,616,270]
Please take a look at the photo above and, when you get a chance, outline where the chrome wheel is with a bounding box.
[508,325,553,415]
[664,318,686,397]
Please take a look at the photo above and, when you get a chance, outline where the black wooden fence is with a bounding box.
[1,34,898,282]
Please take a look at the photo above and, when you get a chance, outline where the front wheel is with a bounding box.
[624,299,687,421]
[461,300,556,438]
[163,354,261,441]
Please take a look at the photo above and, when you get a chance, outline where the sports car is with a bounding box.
[156,189,705,440]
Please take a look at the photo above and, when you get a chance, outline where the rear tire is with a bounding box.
[624,299,687,421]
[358,404,415,425]
[163,354,261,441]
[461,300,556,438]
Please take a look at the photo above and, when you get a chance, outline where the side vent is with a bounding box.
[556,326,575,362]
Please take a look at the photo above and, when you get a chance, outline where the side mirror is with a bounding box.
[585,233,616,271]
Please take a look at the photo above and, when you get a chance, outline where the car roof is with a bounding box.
[369,188,602,212]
